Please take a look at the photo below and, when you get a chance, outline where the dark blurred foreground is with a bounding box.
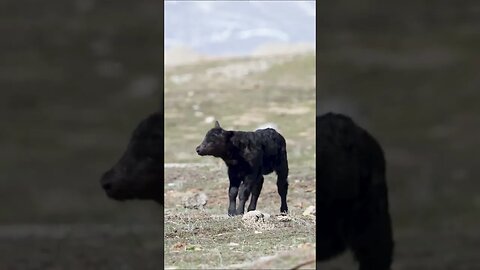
[0,1,163,269]
[318,1,480,269]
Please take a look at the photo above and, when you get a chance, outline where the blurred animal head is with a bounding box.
[100,112,163,204]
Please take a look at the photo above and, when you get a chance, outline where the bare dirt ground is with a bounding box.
[164,164,316,269]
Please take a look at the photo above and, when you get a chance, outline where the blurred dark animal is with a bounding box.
[196,121,289,216]
[100,111,163,204]
[317,112,393,270]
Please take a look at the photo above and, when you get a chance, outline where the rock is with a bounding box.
[302,205,316,217]
[183,192,208,209]
[242,210,271,223]
[276,215,292,222]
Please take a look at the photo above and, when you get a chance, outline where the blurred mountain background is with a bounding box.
[164,1,315,66]
[165,1,315,55]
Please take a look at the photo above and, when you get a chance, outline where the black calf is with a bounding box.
[196,121,289,216]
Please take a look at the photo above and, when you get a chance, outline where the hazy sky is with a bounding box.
[165,1,315,55]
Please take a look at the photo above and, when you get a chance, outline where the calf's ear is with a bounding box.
[214,121,221,128]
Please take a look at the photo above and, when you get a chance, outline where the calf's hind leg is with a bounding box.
[276,165,289,214]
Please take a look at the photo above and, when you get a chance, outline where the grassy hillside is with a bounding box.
[164,52,316,269]
[164,52,316,167]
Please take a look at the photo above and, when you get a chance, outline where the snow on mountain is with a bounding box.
[165,1,315,56]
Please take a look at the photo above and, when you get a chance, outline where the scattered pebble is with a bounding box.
[302,205,316,217]
[276,215,292,222]
[183,193,208,209]
[242,210,271,223]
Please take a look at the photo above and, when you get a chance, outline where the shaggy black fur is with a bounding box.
[317,112,393,270]
[196,121,289,216]
[100,111,163,204]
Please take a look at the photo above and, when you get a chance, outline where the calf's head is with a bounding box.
[100,112,163,204]
[196,121,232,158]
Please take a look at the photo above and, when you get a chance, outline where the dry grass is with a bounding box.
[164,165,316,269]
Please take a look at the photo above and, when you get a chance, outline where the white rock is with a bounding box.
[183,193,208,209]
[303,205,316,216]
[242,210,271,222]
[276,215,292,222]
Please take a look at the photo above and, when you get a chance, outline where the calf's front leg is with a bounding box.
[227,167,242,216]
[236,172,260,215]
[228,184,239,216]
